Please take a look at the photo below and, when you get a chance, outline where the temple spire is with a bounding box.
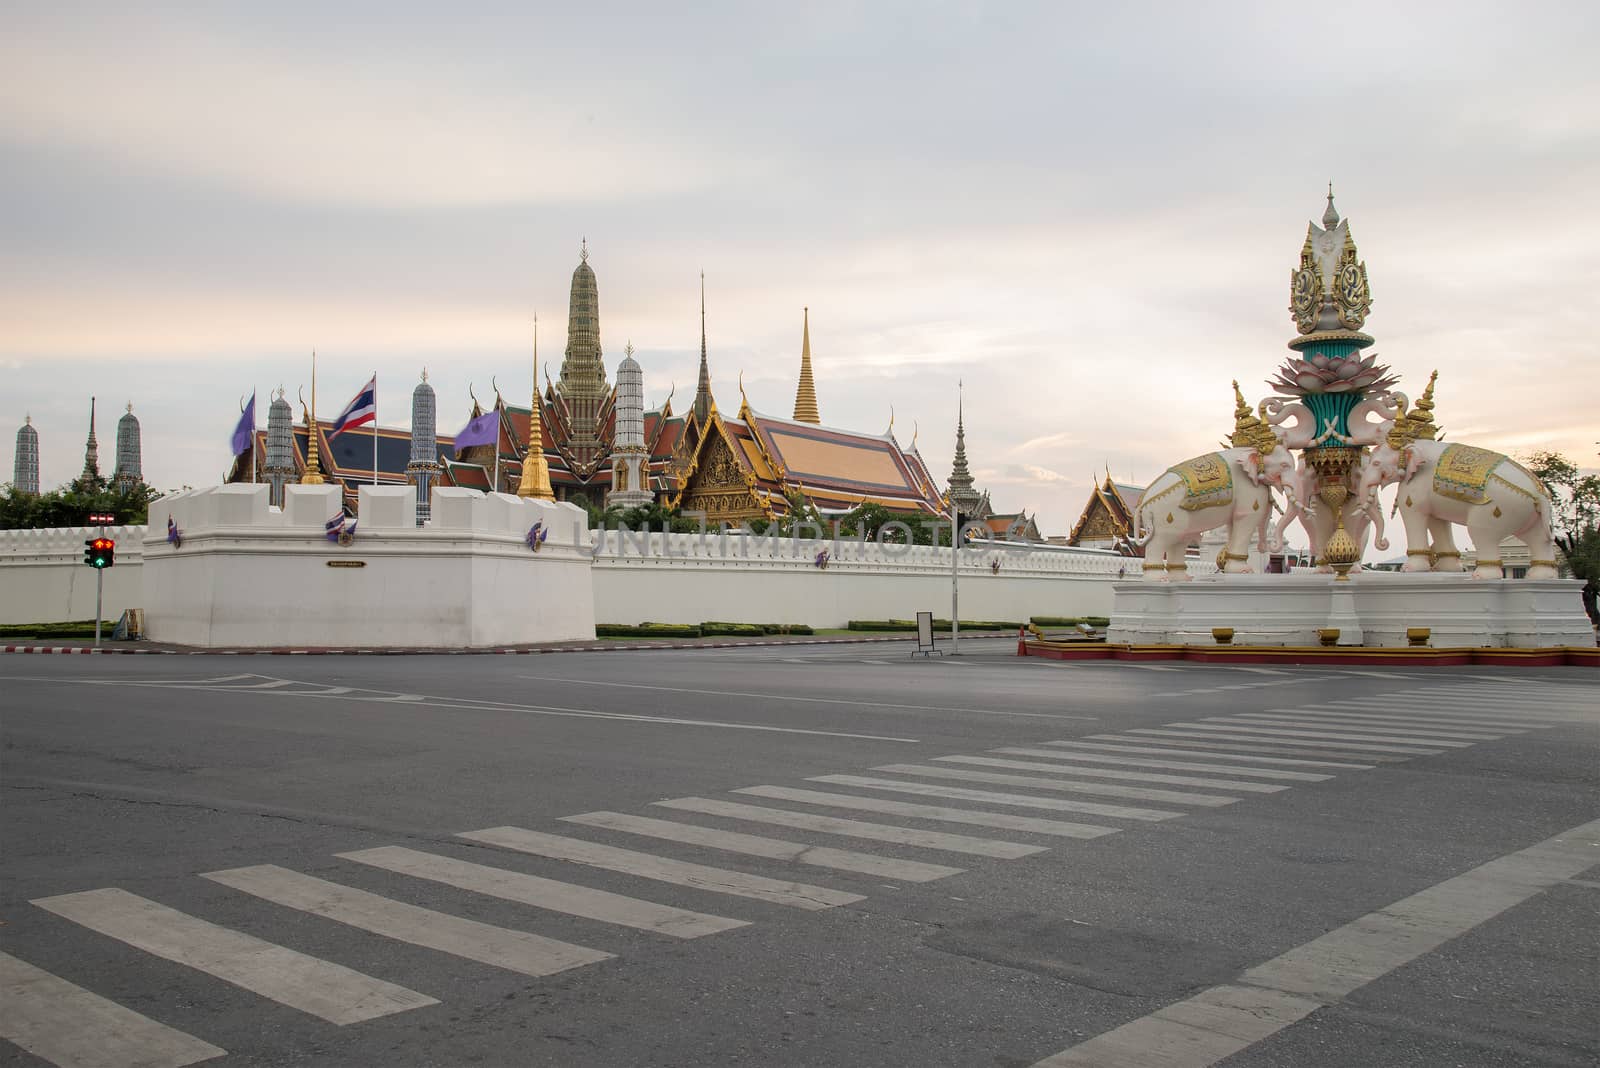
[80,396,100,483]
[793,306,820,423]
[947,380,982,517]
[693,271,714,426]
[518,313,555,500]
[301,350,325,484]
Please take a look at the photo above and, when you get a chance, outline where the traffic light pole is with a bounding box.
[94,568,104,649]
[950,512,960,656]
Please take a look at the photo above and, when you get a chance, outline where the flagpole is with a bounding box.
[251,389,257,484]
[372,372,378,486]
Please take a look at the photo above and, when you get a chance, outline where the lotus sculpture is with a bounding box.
[1270,351,1398,396]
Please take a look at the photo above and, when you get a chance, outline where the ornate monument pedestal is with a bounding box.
[1107,572,1593,649]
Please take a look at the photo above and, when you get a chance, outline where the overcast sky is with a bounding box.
[3,2,1596,542]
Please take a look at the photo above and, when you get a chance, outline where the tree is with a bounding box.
[0,481,160,530]
[1525,450,1600,627]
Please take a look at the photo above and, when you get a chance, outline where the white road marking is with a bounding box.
[338,845,745,938]
[1263,707,1543,731]
[942,755,1290,792]
[0,949,226,1068]
[871,764,1240,807]
[1331,697,1575,720]
[30,888,436,1026]
[458,827,864,910]
[1031,818,1600,1067]
[561,811,963,882]
[654,797,1045,858]
[201,864,612,978]
[993,748,1332,782]
[514,672,1096,719]
[1170,723,1474,748]
[734,786,1120,839]
[1209,716,1503,741]
[1045,740,1375,770]
[808,775,1183,821]
[1124,729,1441,756]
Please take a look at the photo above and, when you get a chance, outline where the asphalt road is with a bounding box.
[2,640,1596,1067]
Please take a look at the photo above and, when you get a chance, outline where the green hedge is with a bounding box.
[755,623,814,636]
[1030,616,1111,628]
[596,623,702,638]
[0,620,115,639]
[700,622,767,637]
[847,619,1023,633]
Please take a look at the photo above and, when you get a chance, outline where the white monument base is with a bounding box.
[142,484,594,649]
[1107,572,1593,648]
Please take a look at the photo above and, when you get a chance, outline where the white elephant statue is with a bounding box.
[1354,438,1557,579]
[1268,453,1381,570]
[1131,444,1298,579]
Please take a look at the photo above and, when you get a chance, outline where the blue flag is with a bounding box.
[231,392,256,456]
[454,410,498,449]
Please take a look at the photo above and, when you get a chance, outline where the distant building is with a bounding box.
[13,416,39,495]
[114,403,142,491]
[1066,473,1144,553]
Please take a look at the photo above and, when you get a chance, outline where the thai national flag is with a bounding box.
[329,375,377,438]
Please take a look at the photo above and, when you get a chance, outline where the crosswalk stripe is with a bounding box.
[1329,697,1573,719]
[30,888,437,1026]
[1346,694,1581,714]
[338,846,745,938]
[457,827,863,910]
[734,786,1120,838]
[654,797,1045,858]
[808,775,1183,821]
[944,754,1290,792]
[1090,734,1410,762]
[1172,723,1473,748]
[201,865,612,978]
[1264,708,1543,730]
[1047,740,1374,770]
[1124,729,1442,756]
[873,763,1241,806]
[561,811,964,882]
[1402,689,1590,704]
[993,748,1332,782]
[1209,716,1502,741]
[652,796,1049,856]
[0,949,226,1068]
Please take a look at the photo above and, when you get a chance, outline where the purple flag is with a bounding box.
[231,392,256,456]
[454,411,498,449]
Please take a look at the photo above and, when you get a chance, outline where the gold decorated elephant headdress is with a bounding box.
[1228,381,1281,453]
[1385,370,1441,451]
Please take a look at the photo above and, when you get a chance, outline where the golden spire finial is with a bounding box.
[1228,381,1278,452]
[793,306,821,423]
[517,314,555,500]
[1388,370,1440,450]
[300,351,325,484]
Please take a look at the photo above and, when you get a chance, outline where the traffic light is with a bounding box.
[84,537,115,569]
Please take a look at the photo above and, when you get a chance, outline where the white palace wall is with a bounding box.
[590,529,1125,627]
[138,484,594,648]
[0,523,146,624]
[0,489,1136,642]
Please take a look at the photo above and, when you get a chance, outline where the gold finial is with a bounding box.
[1388,370,1440,450]
[300,351,325,483]
[580,238,588,264]
[1229,381,1279,453]
[517,317,555,500]
[468,382,482,416]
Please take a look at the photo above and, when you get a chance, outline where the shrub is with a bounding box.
[700,622,767,637]
[757,623,814,635]
[595,623,702,638]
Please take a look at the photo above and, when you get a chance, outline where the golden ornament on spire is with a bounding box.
[1228,380,1280,453]
[300,351,325,484]
[517,315,556,500]
[793,306,820,423]
[1386,369,1441,451]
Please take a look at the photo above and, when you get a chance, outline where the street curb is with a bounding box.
[1,634,942,656]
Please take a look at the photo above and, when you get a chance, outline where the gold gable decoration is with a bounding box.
[672,410,774,524]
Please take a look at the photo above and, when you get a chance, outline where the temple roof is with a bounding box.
[740,406,945,514]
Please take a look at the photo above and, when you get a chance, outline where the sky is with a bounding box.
[3,2,1597,546]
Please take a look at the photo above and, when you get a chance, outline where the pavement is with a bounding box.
[1,638,1596,1067]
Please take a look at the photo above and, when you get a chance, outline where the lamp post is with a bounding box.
[950,510,961,655]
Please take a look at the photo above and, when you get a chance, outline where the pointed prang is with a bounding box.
[793,306,821,423]
[693,271,714,426]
